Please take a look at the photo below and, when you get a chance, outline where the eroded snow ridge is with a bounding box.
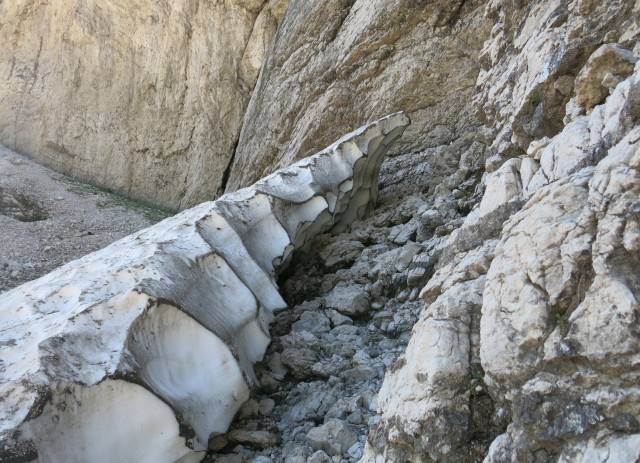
[0,112,409,463]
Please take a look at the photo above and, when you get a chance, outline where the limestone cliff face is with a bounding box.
[226,0,491,191]
[363,1,640,462]
[0,0,287,210]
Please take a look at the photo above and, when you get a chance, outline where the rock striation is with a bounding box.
[226,0,491,191]
[0,113,409,463]
[0,0,288,211]
[362,2,640,461]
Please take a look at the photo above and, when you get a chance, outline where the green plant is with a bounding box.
[468,373,485,394]
[60,175,173,223]
[555,313,567,326]
[529,90,542,107]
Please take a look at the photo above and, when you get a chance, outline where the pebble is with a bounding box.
[324,283,370,316]
[305,420,358,456]
[306,450,333,463]
[227,430,280,448]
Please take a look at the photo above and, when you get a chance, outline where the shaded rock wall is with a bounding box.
[0,0,491,209]
[0,0,287,211]
[227,0,491,190]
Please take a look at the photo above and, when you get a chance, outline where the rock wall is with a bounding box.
[225,0,491,190]
[0,0,287,211]
[363,1,640,462]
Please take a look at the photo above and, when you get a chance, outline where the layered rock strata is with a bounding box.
[362,3,640,460]
[0,113,409,463]
[0,0,288,210]
[227,0,491,191]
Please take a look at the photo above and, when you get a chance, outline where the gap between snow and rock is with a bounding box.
[0,113,410,463]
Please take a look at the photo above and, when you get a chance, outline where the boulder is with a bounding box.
[575,44,638,109]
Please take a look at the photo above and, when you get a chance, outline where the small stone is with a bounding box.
[394,242,421,272]
[227,430,280,448]
[407,267,427,287]
[288,383,340,422]
[208,434,229,451]
[420,209,444,231]
[347,442,364,460]
[346,410,363,425]
[312,356,351,378]
[267,353,288,380]
[211,454,245,463]
[284,446,313,463]
[324,309,352,327]
[325,396,362,421]
[252,457,273,463]
[258,398,275,417]
[324,283,370,316]
[281,347,319,378]
[292,310,331,335]
[319,240,365,270]
[305,420,358,456]
[352,350,370,365]
[306,450,333,463]
[238,399,260,419]
[338,366,377,381]
[388,218,418,244]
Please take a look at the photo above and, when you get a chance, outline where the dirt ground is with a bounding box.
[0,144,172,294]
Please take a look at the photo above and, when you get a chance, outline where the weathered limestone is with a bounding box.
[574,44,638,109]
[0,113,409,462]
[365,4,640,459]
[364,243,496,463]
[0,0,288,210]
[476,0,638,157]
[226,0,492,191]
[481,125,640,463]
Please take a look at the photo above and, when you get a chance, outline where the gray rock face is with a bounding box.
[362,2,640,463]
[475,0,638,156]
[226,0,491,191]
[478,74,640,460]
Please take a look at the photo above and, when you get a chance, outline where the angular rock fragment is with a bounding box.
[0,113,409,462]
[305,419,358,456]
[575,44,638,109]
